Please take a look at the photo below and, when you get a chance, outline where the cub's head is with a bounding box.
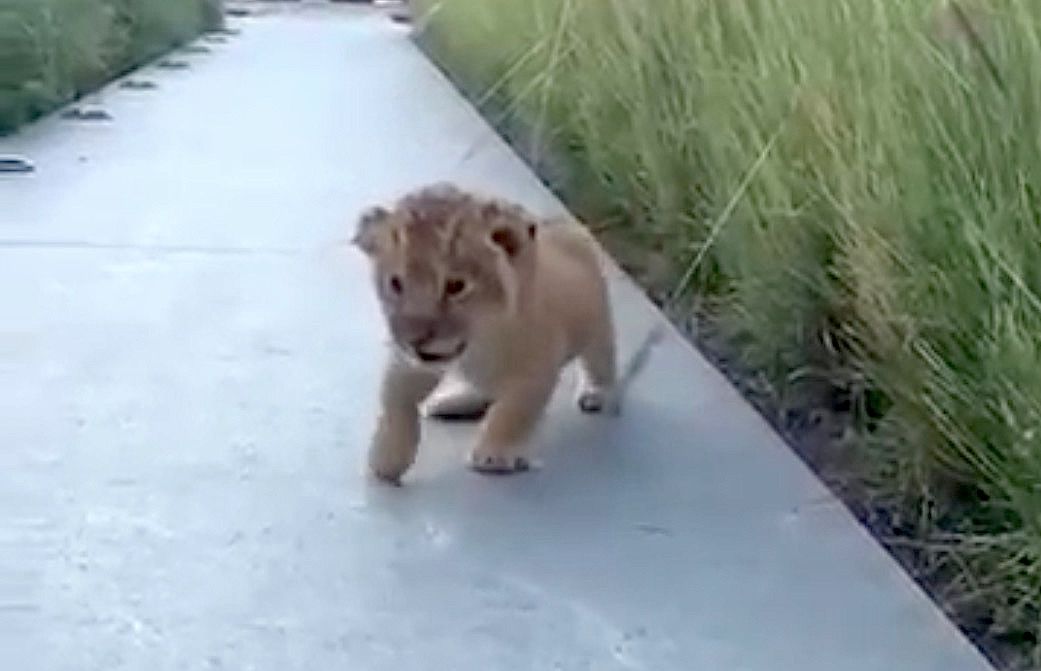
[352,184,538,367]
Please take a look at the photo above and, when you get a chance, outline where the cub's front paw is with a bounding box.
[368,416,419,484]
[467,444,535,475]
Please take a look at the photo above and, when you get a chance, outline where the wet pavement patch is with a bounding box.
[119,79,158,90]
[59,107,112,122]
[0,155,34,173]
[156,59,191,70]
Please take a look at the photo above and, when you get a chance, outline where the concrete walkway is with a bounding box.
[1,5,993,670]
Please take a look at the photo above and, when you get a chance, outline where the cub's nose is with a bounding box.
[391,314,437,348]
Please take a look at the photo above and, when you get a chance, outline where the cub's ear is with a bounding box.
[352,206,390,255]
[490,221,537,258]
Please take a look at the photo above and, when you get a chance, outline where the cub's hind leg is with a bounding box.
[575,304,619,415]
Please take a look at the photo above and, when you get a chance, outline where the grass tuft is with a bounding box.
[0,0,221,134]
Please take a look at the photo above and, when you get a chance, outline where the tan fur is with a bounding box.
[353,183,617,482]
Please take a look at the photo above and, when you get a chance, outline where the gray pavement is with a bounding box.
[0,5,994,670]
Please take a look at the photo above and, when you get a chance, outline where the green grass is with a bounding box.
[0,0,221,134]
[414,0,1041,667]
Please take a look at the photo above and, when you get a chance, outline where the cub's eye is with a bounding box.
[444,277,468,298]
[388,275,403,295]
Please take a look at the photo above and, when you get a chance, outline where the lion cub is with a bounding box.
[352,183,617,483]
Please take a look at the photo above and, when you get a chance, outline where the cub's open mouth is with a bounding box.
[415,342,466,364]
